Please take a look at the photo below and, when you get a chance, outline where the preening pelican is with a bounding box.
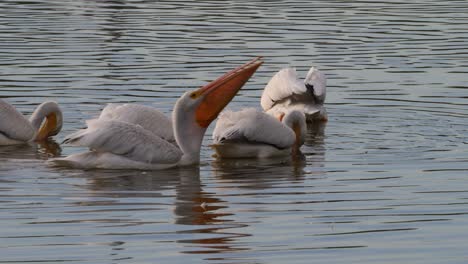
[261,66,327,122]
[0,99,62,145]
[50,57,263,170]
[211,108,306,158]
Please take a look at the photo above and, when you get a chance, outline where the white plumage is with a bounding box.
[56,117,182,170]
[261,67,327,122]
[99,103,175,144]
[213,108,295,148]
[0,99,62,145]
[211,108,306,158]
[64,119,182,163]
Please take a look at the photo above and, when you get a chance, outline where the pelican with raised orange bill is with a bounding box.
[0,99,62,145]
[50,57,263,170]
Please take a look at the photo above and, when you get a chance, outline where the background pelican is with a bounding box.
[0,99,62,145]
[211,108,306,159]
[260,66,327,123]
[50,57,263,170]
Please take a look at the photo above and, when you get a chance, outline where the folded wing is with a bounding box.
[213,108,295,149]
[260,68,306,112]
[63,119,182,164]
[99,103,175,144]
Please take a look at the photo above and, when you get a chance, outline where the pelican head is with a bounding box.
[277,110,306,155]
[30,101,63,141]
[173,57,263,165]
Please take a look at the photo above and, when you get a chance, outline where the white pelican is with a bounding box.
[211,108,306,159]
[261,66,327,122]
[50,57,263,170]
[0,99,62,145]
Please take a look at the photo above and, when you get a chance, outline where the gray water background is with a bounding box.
[1,0,468,263]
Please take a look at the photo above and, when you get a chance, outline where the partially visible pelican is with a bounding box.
[261,66,327,123]
[0,99,62,145]
[50,57,263,170]
[211,108,306,159]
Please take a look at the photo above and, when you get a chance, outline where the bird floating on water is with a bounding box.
[211,108,306,159]
[0,99,62,145]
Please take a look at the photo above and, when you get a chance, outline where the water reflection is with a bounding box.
[173,168,228,225]
[175,171,249,255]
[304,122,326,169]
[76,167,250,256]
[83,169,180,196]
[305,121,326,144]
[0,140,62,161]
[211,159,307,192]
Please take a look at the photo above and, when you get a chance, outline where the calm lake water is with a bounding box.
[1,0,468,263]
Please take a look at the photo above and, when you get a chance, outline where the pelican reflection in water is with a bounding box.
[80,167,249,254]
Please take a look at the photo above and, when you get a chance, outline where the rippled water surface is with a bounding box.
[1,0,468,263]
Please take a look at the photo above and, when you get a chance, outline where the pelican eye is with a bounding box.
[190,92,197,99]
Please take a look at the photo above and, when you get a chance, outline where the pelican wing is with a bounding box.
[304,66,326,104]
[63,119,182,164]
[213,108,295,149]
[99,103,175,143]
[260,68,307,111]
[0,99,35,141]
[264,103,322,120]
[261,67,327,112]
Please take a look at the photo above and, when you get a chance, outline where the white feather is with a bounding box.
[48,152,178,170]
[63,119,182,164]
[213,108,295,149]
[264,104,324,123]
[304,66,326,103]
[261,66,327,122]
[260,68,305,111]
[0,99,35,143]
[99,103,175,143]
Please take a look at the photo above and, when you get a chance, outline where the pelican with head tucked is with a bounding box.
[211,108,306,159]
[261,66,327,123]
[0,99,62,145]
[50,57,263,170]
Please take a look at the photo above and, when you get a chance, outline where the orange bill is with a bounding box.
[35,113,58,141]
[292,121,302,155]
[276,112,285,122]
[195,57,263,128]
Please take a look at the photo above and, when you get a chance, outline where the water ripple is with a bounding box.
[1,0,468,263]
